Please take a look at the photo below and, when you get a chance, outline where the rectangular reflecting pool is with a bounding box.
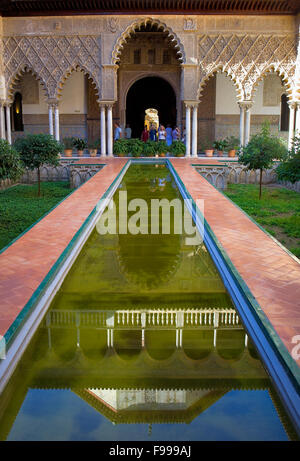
[0,164,297,441]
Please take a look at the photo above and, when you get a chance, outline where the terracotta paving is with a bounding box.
[170,158,300,368]
[0,158,127,338]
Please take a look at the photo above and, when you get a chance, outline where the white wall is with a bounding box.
[22,70,87,115]
[216,73,239,114]
[215,73,281,115]
[251,78,281,115]
[60,70,87,114]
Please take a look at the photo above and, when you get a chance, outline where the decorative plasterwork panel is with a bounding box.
[3,35,101,100]
[198,34,297,101]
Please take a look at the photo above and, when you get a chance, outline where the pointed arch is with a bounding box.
[7,65,49,101]
[198,65,243,102]
[111,17,186,65]
[249,65,294,102]
[56,64,100,100]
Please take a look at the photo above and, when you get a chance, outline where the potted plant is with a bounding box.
[170,140,186,157]
[226,136,240,157]
[127,138,143,157]
[201,138,214,157]
[113,138,129,157]
[88,139,100,157]
[213,139,228,157]
[73,137,87,156]
[143,140,157,157]
[156,140,168,157]
[62,137,74,157]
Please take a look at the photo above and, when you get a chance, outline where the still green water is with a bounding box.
[0,164,296,440]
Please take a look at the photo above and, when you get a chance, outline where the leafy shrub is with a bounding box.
[72,137,87,150]
[143,140,157,157]
[14,133,63,196]
[127,138,144,157]
[238,123,287,199]
[213,139,229,151]
[62,137,74,149]
[113,138,129,155]
[156,140,168,155]
[0,139,24,182]
[170,140,186,157]
[276,136,300,184]
[226,136,240,151]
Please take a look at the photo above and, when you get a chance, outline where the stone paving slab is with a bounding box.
[0,158,127,338]
[170,158,300,367]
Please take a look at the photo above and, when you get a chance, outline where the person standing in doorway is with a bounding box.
[124,124,132,139]
[141,125,149,142]
[172,126,180,142]
[149,124,157,142]
[114,122,122,141]
[166,124,173,146]
[158,125,166,141]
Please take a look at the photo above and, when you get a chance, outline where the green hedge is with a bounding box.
[113,138,185,157]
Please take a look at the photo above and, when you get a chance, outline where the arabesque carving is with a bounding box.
[198,34,297,101]
[3,35,102,99]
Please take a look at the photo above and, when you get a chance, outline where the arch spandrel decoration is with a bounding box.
[3,35,102,99]
[197,34,297,102]
[111,17,186,65]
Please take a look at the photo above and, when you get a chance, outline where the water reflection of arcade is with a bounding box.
[0,306,297,441]
[42,307,261,372]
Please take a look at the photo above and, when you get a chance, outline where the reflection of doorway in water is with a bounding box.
[126,76,176,138]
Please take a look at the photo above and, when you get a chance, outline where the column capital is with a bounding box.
[288,100,298,110]
[184,100,199,108]
[47,98,59,107]
[1,99,13,107]
[97,100,115,108]
[238,101,253,111]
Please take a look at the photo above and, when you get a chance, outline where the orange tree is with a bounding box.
[238,123,287,199]
[0,139,24,182]
[14,134,63,196]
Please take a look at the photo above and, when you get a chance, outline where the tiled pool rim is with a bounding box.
[0,158,299,435]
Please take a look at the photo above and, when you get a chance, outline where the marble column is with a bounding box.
[100,104,106,157]
[185,103,191,157]
[0,103,5,140]
[54,103,60,141]
[107,103,113,157]
[238,103,245,147]
[295,102,300,137]
[191,104,198,158]
[5,104,11,145]
[48,104,54,136]
[288,102,296,150]
[244,103,252,145]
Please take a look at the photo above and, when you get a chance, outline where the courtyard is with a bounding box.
[0,0,300,445]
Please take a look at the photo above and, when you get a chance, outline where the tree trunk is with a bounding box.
[37,167,41,197]
[259,168,263,200]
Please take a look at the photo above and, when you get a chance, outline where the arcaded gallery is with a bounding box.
[0,1,300,443]
[0,1,299,155]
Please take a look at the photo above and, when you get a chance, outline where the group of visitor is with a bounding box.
[114,122,185,146]
[114,122,131,141]
[141,124,181,146]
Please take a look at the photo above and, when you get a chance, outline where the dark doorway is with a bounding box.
[126,77,176,138]
[13,92,24,132]
[280,93,289,132]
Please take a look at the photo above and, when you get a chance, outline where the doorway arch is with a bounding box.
[126,76,177,138]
